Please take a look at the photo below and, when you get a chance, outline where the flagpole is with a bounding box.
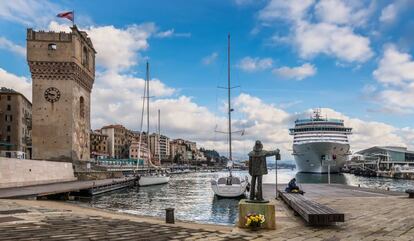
[73,10,75,27]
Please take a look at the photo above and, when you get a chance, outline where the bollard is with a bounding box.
[358,184,360,188]
[165,208,175,224]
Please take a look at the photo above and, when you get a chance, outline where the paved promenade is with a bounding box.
[0,184,413,240]
[0,200,257,241]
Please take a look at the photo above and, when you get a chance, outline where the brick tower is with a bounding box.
[27,26,96,162]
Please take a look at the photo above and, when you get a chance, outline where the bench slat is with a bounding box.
[279,190,344,225]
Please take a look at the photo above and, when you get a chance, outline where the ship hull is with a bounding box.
[293,142,349,173]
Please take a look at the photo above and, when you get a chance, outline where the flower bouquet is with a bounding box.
[245,213,265,231]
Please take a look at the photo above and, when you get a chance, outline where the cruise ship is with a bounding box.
[289,109,352,173]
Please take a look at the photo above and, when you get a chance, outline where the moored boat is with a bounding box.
[211,176,248,198]
[210,34,248,198]
[139,174,170,186]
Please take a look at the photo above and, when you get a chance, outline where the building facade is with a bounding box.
[0,88,32,158]
[170,139,198,163]
[90,130,109,159]
[149,133,170,161]
[27,26,96,162]
[101,124,132,159]
[129,141,149,162]
[355,146,414,164]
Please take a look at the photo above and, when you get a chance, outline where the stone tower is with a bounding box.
[27,26,96,162]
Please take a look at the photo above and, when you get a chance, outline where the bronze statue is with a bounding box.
[248,140,280,202]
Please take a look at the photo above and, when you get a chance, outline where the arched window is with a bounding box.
[80,97,85,118]
[82,46,89,67]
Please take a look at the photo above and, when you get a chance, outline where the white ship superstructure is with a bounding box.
[290,110,352,173]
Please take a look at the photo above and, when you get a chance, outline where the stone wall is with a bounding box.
[0,158,76,188]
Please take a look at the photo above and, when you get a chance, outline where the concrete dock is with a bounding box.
[0,184,413,240]
[0,177,137,199]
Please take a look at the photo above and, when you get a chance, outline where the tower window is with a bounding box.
[80,96,85,118]
[48,43,57,50]
[82,46,89,67]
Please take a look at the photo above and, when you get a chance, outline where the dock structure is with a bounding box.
[0,177,137,199]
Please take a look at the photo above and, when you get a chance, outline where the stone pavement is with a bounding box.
[1,184,414,240]
[0,200,259,241]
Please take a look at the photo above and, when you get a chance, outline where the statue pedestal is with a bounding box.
[238,199,276,230]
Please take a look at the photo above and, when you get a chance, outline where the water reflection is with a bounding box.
[295,172,347,184]
[79,169,414,226]
[211,196,241,225]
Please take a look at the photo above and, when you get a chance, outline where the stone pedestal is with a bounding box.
[238,199,276,230]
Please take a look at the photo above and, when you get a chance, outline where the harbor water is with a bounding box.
[81,169,414,225]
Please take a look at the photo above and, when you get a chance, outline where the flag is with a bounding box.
[56,11,74,22]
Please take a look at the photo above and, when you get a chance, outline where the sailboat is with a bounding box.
[210,34,249,198]
[137,62,170,187]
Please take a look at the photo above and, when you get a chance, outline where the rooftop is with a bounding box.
[356,146,414,155]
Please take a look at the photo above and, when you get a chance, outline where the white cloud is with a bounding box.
[258,0,315,22]
[273,63,316,80]
[0,37,25,56]
[314,0,373,27]
[88,23,156,71]
[294,21,373,62]
[0,0,59,27]
[257,0,374,63]
[368,45,414,113]
[0,68,32,101]
[49,21,156,71]
[202,52,218,65]
[373,45,414,86]
[315,0,350,25]
[156,29,174,38]
[237,57,273,72]
[155,29,191,38]
[312,108,408,151]
[380,4,397,23]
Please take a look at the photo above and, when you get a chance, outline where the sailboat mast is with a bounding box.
[227,34,232,162]
[136,64,147,169]
[158,109,161,163]
[146,62,151,165]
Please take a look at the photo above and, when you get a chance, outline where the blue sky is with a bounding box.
[1,0,414,158]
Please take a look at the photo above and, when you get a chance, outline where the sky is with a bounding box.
[1,0,414,160]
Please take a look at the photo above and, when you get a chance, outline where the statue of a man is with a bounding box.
[248,140,280,202]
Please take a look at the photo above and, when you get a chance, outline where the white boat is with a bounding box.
[290,109,352,173]
[139,174,170,186]
[136,62,170,186]
[211,176,249,198]
[210,35,248,198]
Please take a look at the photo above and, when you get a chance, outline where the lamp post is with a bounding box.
[275,156,278,199]
[275,152,281,199]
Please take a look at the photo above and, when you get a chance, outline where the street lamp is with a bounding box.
[275,152,281,199]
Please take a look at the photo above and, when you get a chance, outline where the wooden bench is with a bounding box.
[406,189,414,198]
[279,191,344,226]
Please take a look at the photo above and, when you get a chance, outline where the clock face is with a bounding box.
[44,87,61,103]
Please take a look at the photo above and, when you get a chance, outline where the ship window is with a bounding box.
[48,43,57,50]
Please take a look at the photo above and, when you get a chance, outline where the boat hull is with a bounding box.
[293,142,349,173]
[139,176,170,186]
[211,181,248,198]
